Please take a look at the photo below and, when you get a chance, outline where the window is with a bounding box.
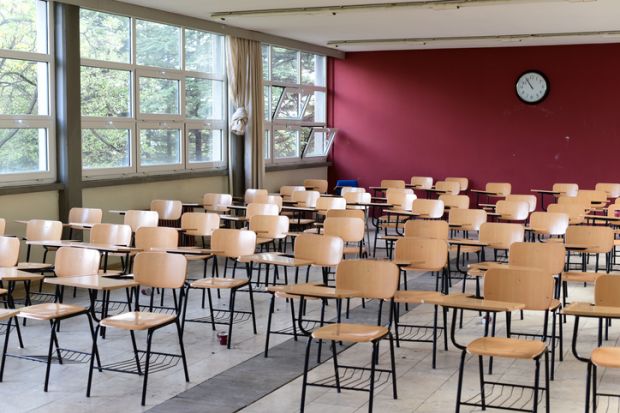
[262,45,334,163]
[0,0,54,184]
[80,10,226,178]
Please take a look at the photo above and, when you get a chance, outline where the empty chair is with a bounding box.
[202,193,233,213]
[380,179,406,189]
[412,199,444,219]
[435,180,460,195]
[323,216,366,257]
[564,225,614,273]
[123,210,159,232]
[445,177,469,191]
[316,197,346,216]
[386,189,416,211]
[0,236,20,267]
[90,223,133,273]
[529,212,569,239]
[246,203,279,220]
[327,208,366,220]
[291,190,320,208]
[395,236,449,292]
[340,186,365,196]
[486,182,511,196]
[134,227,178,251]
[303,179,328,194]
[576,190,608,209]
[505,194,537,213]
[180,212,220,245]
[479,222,525,259]
[410,176,433,189]
[495,200,529,221]
[343,191,371,208]
[265,195,283,212]
[250,215,289,250]
[448,208,487,232]
[150,200,183,226]
[294,233,344,284]
[404,220,449,240]
[24,219,63,263]
[279,185,306,200]
[595,182,620,198]
[439,194,469,210]
[245,188,269,204]
[0,218,5,235]
[68,207,102,225]
[548,203,586,225]
[553,183,578,197]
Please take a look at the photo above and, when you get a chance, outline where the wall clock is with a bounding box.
[515,70,549,104]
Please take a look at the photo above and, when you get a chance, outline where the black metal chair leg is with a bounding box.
[300,336,312,413]
[44,319,59,392]
[544,349,550,413]
[533,355,541,413]
[227,290,236,349]
[175,319,189,382]
[129,330,142,375]
[0,317,13,382]
[264,294,275,357]
[141,330,154,406]
[369,341,378,413]
[207,289,216,331]
[389,333,398,399]
[455,350,466,413]
[86,324,101,397]
[331,340,341,393]
[478,356,486,410]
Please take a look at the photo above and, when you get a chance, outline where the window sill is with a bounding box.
[265,160,331,172]
[0,182,64,196]
[82,168,228,188]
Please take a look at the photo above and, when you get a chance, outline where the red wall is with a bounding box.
[328,44,620,195]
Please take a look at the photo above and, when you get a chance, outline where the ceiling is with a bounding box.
[116,0,620,52]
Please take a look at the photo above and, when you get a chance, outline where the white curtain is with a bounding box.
[226,36,264,190]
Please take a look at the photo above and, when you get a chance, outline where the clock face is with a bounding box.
[515,71,549,104]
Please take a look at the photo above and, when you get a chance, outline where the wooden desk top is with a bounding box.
[281,205,317,212]
[424,293,525,312]
[44,275,138,291]
[281,283,361,299]
[562,302,620,318]
[27,240,137,253]
[238,252,313,267]
[530,189,560,195]
[448,238,488,247]
[0,267,44,281]
[585,214,620,222]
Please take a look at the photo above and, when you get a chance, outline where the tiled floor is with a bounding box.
[0,245,617,413]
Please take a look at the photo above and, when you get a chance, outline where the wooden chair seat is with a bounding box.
[563,271,600,283]
[18,303,87,321]
[311,323,389,343]
[592,347,620,368]
[291,218,315,226]
[17,262,54,271]
[0,308,18,321]
[0,288,6,295]
[190,277,249,289]
[100,311,176,331]
[467,336,546,359]
[549,299,561,311]
[184,254,212,262]
[266,285,319,300]
[343,245,364,255]
[394,290,442,304]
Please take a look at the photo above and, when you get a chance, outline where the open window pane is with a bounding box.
[139,77,179,115]
[185,29,224,74]
[186,78,223,120]
[140,128,181,166]
[302,91,326,123]
[0,59,47,115]
[80,9,130,63]
[273,129,298,159]
[136,20,180,69]
[82,128,131,169]
[270,86,284,119]
[271,47,298,84]
[81,67,131,117]
[188,129,222,163]
[0,128,48,173]
[275,90,300,120]
[0,0,47,54]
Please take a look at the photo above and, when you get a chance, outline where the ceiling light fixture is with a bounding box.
[211,0,595,18]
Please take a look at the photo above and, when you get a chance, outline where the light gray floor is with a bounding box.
[0,243,617,413]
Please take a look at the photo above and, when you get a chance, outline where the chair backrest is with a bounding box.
[0,236,20,267]
[479,222,524,250]
[0,218,5,235]
[202,193,233,212]
[316,197,347,214]
[394,237,448,269]
[340,186,365,196]
[576,189,608,206]
[435,180,460,195]
[68,207,103,225]
[90,223,132,246]
[133,251,187,289]
[211,228,257,258]
[386,187,414,196]
[26,219,63,241]
[265,195,283,212]
[54,247,100,278]
[595,275,620,307]
[445,177,469,191]
[387,191,416,211]
[485,267,554,311]
[607,204,620,218]
[135,226,179,250]
[528,212,569,236]
[410,176,433,189]
[326,209,365,220]
[380,179,405,189]
[439,194,469,209]
[343,191,371,207]
[294,233,343,266]
[596,183,620,198]
[323,217,365,243]
[565,225,614,254]
[246,203,279,220]
[495,200,529,221]
[279,185,306,198]
[552,183,578,197]
[509,242,566,275]
[335,260,399,300]
[150,200,182,221]
[505,194,537,213]
[448,208,487,231]
[249,215,289,239]
[245,188,269,204]
[412,199,445,219]
[180,212,220,237]
[557,196,590,209]
[292,190,320,208]
[303,179,328,194]
[547,203,586,225]
[124,210,159,232]
[486,182,511,196]
[404,220,449,240]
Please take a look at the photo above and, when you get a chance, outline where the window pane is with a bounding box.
[262,45,269,81]
[81,66,131,117]
[186,78,223,120]
[271,47,298,83]
[273,129,298,159]
[136,20,180,69]
[263,85,270,120]
[185,29,224,74]
[302,91,326,123]
[300,53,315,85]
[264,130,270,159]
[140,129,181,166]
[139,77,179,115]
[276,91,300,119]
[303,130,327,157]
[80,9,130,63]
[0,59,47,115]
[0,128,48,173]
[0,0,47,53]
[270,87,284,119]
[188,129,221,163]
[82,129,131,169]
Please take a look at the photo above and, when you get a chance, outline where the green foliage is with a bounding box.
[139,129,180,166]
[0,0,42,53]
[80,9,130,63]
[136,20,180,69]
[81,66,131,117]
[0,128,45,173]
[139,77,179,115]
[82,129,130,169]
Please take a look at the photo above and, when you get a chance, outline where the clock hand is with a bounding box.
[526,79,534,90]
